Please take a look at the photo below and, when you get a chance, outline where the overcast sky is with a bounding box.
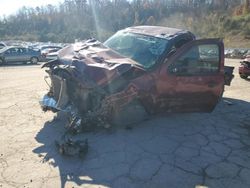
[0,0,63,17]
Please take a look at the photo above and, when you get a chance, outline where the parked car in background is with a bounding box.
[0,42,6,49]
[239,58,250,79]
[40,46,62,61]
[0,46,41,65]
[45,51,59,61]
[41,46,61,56]
[225,48,250,59]
[225,49,234,58]
[243,50,250,59]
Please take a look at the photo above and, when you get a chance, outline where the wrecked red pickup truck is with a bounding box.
[40,26,234,133]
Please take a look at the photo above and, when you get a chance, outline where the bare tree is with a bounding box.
[244,0,250,14]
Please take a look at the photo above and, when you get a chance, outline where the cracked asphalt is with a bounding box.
[0,59,250,188]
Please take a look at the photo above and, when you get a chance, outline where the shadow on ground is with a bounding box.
[244,78,250,82]
[33,97,250,188]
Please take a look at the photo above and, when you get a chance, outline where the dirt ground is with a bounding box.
[0,59,250,188]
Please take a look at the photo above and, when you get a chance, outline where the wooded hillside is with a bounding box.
[0,0,250,47]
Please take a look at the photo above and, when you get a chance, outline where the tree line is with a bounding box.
[0,0,247,42]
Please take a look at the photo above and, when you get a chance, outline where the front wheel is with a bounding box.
[111,100,149,127]
[30,57,38,64]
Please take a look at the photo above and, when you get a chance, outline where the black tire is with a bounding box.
[30,57,38,64]
[240,74,248,79]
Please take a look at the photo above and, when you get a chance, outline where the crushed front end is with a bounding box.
[40,39,145,133]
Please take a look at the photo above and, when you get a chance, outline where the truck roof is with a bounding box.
[125,26,193,39]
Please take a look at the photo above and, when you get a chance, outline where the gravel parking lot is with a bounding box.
[0,59,250,188]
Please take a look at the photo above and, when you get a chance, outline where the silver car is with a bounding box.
[0,46,41,65]
[0,42,6,49]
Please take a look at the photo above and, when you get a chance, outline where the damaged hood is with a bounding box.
[58,39,142,68]
[44,39,145,86]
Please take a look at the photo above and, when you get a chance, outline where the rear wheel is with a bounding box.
[240,74,248,79]
[30,57,38,64]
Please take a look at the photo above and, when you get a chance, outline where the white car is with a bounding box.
[45,51,59,61]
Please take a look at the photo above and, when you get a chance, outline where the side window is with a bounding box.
[19,48,27,54]
[5,48,17,54]
[17,48,22,54]
[28,48,34,52]
[10,48,18,54]
[5,50,11,54]
[170,44,220,75]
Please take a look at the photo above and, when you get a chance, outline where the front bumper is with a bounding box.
[39,94,59,112]
[39,74,69,112]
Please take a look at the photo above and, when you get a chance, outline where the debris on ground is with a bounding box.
[55,138,88,158]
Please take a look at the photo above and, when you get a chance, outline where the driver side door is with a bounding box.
[4,48,18,62]
[155,39,224,112]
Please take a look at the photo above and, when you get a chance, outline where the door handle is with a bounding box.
[207,81,217,88]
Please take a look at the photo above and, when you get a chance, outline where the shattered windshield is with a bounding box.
[104,31,168,69]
